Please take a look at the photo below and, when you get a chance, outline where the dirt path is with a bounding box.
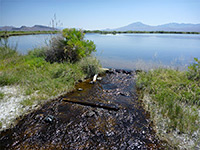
[0,69,169,149]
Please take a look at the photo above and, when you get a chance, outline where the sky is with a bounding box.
[0,0,200,30]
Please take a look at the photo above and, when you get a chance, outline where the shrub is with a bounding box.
[79,57,102,77]
[45,28,96,63]
[187,58,200,81]
[28,47,47,58]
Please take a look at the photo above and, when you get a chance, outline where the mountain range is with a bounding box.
[105,22,200,32]
[1,23,200,32]
[0,25,58,31]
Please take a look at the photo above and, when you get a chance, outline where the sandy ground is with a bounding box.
[0,86,32,131]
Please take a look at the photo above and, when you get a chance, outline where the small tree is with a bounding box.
[45,28,96,63]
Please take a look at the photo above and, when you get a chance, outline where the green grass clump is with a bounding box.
[0,45,18,60]
[0,92,4,99]
[137,62,200,134]
[187,58,200,81]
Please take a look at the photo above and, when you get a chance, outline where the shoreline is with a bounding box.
[0,31,60,38]
[1,30,200,38]
[84,30,200,35]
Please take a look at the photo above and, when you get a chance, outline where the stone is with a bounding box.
[89,81,94,84]
[78,88,83,91]
[97,77,102,81]
[44,115,54,123]
[106,69,115,74]
[35,114,44,120]
[86,111,96,117]
[78,79,83,82]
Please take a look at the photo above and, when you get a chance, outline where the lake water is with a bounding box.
[2,33,200,70]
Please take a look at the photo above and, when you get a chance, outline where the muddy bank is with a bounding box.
[0,69,170,149]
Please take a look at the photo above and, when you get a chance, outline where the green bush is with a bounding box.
[187,58,200,81]
[28,47,47,58]
[79,57,101,77]
[45,28,96,63]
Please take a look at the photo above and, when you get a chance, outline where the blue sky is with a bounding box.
[0,0,200,30]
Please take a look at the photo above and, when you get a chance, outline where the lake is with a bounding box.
[1,33,200,70]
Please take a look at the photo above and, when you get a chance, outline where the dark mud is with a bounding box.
[0,69,170,149]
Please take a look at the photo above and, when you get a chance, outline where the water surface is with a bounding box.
[2,33,200,70]
[86,33,200,69]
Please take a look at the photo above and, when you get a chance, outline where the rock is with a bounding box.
[89,81,94,84]
[78,79,83,82]
[116,69,122,73]
[97,77,102,81]
[119,92,130,97]
[106,69,115,74]
[35,114,44,120]
[78,88,83,91]
[86,111,95,117]
[44,115,54,123]
[122,70,133,75]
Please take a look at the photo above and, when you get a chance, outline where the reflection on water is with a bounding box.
[0,34,58,54]
[2,33,200,70]
[86,33,200,70]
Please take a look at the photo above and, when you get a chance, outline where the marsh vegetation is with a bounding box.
[0,28,101,130]
[136,58,200,149]
[0,31,60,38]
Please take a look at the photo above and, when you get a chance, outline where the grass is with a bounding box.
[136,62,200,148]
[0,92,4,99]
[0,46,101,107]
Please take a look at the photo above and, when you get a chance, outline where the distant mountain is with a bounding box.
[0,25,58,31]
[105,22,200,32]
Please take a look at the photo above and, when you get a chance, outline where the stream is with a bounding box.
[0,69,170,149]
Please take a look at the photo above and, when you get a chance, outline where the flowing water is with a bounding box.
[0,70,170,149]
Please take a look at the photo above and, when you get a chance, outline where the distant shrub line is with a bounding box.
[84,30,200,35]
[0,30,60,38]
[1,30,199,38]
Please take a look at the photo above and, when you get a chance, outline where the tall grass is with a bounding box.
[136,59,200,148]
[0,47,101,106]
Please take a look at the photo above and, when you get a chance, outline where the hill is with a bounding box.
[0,25,58,31]
[105,22,200,32]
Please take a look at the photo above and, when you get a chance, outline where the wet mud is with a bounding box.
[0,69,169,149]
